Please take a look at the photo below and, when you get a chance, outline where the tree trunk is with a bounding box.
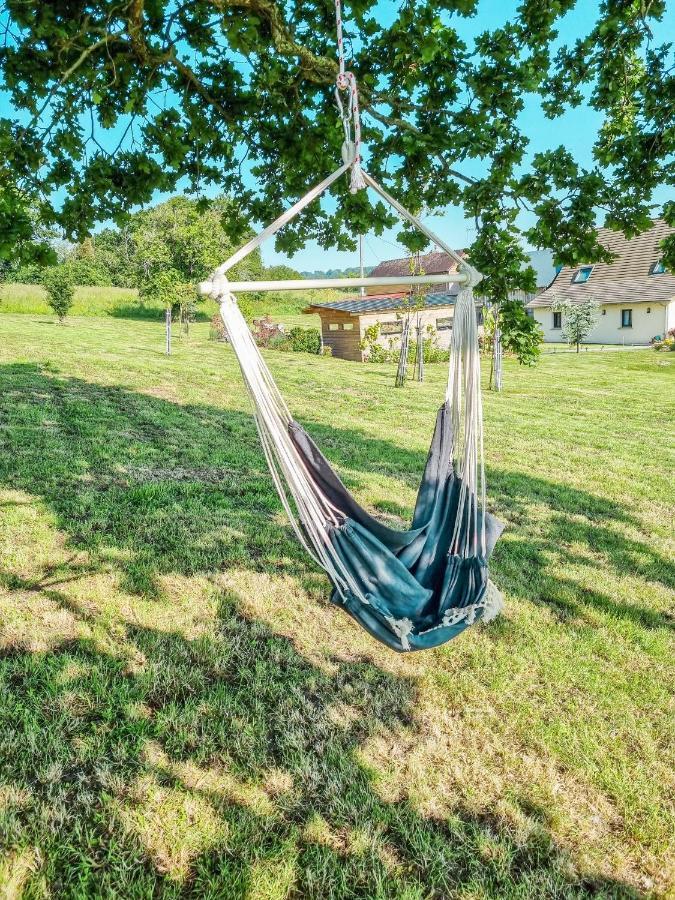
[395,316,411,387]
[491,326,503,391]
[165,307,172,355]
[414,316,424,382]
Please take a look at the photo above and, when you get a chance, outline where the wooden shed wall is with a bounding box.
[317,310,363,361]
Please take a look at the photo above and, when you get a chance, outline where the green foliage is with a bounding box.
[267,332,294,351]
[263,264,302,281]
[289,326,321,354]
[131,196,263,325]
[63,257,113,287]
[139,267,194,314]
[42,265,75,322]
[480,305,496,355]
[88,228,139,287]
[499,300,544,366]
[11,263,44,285]
[552,298,600,352]
[0,174,56,268]
[1,1,673,285]
[132,196,260,288]
[359,319,448,364]
[359,322,383,361]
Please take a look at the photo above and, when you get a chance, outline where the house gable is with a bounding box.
[529,219,675,309]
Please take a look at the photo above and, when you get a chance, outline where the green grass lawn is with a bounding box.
[0,313,673,898]
[0,282,327,329]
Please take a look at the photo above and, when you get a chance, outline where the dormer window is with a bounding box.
[650,260,666,275]
[572,266,593,284]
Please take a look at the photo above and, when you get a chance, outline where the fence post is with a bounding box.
[165,307,172,356]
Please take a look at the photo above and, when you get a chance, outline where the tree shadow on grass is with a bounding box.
[0,362,314,598]
[305,419,674,625]
[0,360,671,632]
[108,304,211,322]
[0,586,640,898]
[0,362,663,894]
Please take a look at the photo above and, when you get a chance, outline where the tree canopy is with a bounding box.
[1,0,673,290]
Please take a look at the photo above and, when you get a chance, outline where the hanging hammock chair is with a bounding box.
[199,12,504,651]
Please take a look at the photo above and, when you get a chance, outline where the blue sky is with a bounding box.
[1,0,673,270]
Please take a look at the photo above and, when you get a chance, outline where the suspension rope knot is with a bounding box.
[334,0,365,193]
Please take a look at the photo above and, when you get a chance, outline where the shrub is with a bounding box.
[209,313,228,341]
[252,316,285,348]
[42,265,75,322]
[268,332,293,352]
[360,320,449,364]
[63,258,113,287]
[12,263,44,284]
[289,326,321,354]
[500,299,544,364]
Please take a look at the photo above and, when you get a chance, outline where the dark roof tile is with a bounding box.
[305,290,463,315]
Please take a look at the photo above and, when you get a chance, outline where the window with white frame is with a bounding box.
[572,266,593,283]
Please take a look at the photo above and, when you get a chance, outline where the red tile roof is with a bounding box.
[369,250,465,278]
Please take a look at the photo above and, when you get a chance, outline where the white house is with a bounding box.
[527,220,675,345]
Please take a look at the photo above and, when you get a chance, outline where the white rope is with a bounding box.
[446,285,487,558]
[217,289,369,605]
[334,0,366,193]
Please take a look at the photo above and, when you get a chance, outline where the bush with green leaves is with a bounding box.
[63,257,113,287]
[42,266,75,322]
[359,320,450,364]
[268,332,294,352]
[289,327,321,354]
[12,263,44,284]
[499,300,544,365]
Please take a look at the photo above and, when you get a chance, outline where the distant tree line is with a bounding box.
[299,266,374,279]
[6,196,301,296]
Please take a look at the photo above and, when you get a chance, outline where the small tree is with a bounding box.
[138,268,194,355]
[553,298,599,352]
[43,265,75,323]
[483,301,543,389]
[395,255,426,388]
[499,300,544,366]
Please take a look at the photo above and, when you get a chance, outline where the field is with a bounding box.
[0,311,673,898]
[0,282,326,328]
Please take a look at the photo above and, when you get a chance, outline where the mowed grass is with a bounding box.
[0,282,327,328]
[0,313,673,898]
